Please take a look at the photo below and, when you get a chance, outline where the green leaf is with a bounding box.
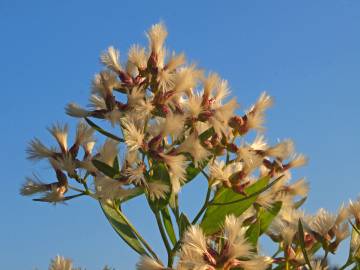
[309,242,322,255]
[161,207,177,246]
[200,176,270,235]
[199,127,215,141]
[259,201,282,234]
[119,187,144,203]
[298,219,312,270]
[185,163,201,183]
[184,160,209,184]
[113,155,120,173]
[100,202,148,256]
[179,213,191,239]
[350,219,360,236]
[92,159,118,178]
[148,163,171,211]
[85,117,124,142]
[246,219,261,247]
[355,260,360,270]
[294,196,307,209]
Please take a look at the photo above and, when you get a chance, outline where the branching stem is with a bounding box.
[192,185,212,224]
[154,211,173,267]
[114,206,159,261]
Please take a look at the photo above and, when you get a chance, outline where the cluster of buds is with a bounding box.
[23,23,360,270]
[266,201,360,269]
[63,21,308,201]
[22,122,95,203]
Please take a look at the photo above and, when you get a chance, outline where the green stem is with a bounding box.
[114,206,159,261]
[321,250,329,266]
[82,181,90,192]
[284,244,290,270]
[85,117,124,142]
[169,241,182,267]
[271,246,282,258]
[192,186,212,224]
[170,195,180,223]
[154,211,173,267]
[200,169,210,180]
[285,260,290,270]
[68,185,85,193]
[33,192,87,202]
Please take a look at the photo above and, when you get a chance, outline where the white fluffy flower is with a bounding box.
[100,46,122,73]
[128,44,148,70]
[182,93,203,119]
[48,123,69,153]
[95,175,136,200]
[125,164,146,185]
[147,181,170,201]
[160,153,188,193]
[65,103,91,118]
[91,71,118,98]
[26,138,54,161]
[98,139,119,166]
[209,160,243,186]
[179,225,211,269]
[177,132,210,166]
[310,260,328,270]
[159,113,186,138]
[121,117,144,152]
[20,176,49,196]
[223,215,252,260]
[266,139,294,160]
[39,184,67,204]
[89,94,107,110]
[75,121,94,145]
[310,208,337,236]
[210,98,238,135]
[136,256,164,270]
[50,155,77,175]
[49,255,73,270]
[173,65,203,95]
[147,22,168,55]
[349,198,360,221]
[235,256,272,270]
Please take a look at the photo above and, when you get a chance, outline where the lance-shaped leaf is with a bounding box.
[85,117,124,142]
[200,176,270,235]
[294,197,307,209]
[246,219,261,247]
[119,187,144,204]
[113,155,120,173]
[184,159,209,184]
[179,213,191,239]
[199,127,215,142]
[100,202,148,256]
[298,219,312,270]
[350,219,360,236]
[148,163,171,211]
[92,159,119,178]
[161,207,177,246]
[259,201,282,234]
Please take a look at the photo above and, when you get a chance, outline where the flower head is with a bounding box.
[49,255,73,270]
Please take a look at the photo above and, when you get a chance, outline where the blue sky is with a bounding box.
[1,0,360,269]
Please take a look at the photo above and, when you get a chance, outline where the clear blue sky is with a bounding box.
[1,0,360,269]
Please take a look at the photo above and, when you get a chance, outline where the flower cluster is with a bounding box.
[23,23,360,270]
